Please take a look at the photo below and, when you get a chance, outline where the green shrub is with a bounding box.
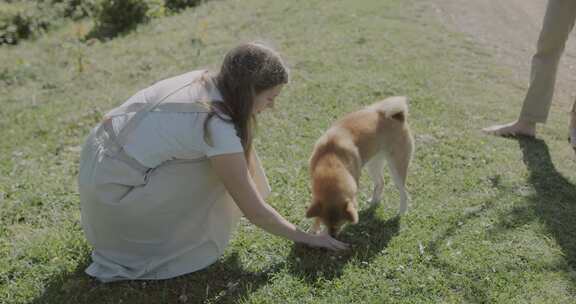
[40,0,99,20]
[89,0,165,40]
[0,2,55,45]
[147,0,166,18]
[0,0,205,44]
[0,1,100,45]
[89,0,149,39]
[164,0,202,12]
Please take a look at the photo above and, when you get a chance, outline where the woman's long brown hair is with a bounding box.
[204,42,289,163]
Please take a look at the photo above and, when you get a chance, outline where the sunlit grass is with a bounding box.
[1,0,576,303]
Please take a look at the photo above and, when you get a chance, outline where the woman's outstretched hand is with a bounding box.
[302,232,350,251]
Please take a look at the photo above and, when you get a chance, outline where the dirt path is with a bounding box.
[430,0,576,108]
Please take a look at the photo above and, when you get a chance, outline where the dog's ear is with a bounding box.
[306,202,322,218]
[391,112,405,122]
[344,201,359,224]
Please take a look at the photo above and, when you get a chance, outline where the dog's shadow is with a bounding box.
[285,206,400,283]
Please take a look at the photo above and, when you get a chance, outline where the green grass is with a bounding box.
[1,0,576,303]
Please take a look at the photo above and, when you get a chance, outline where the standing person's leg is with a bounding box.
[520,0,576,123]
[483,0,576,137]
[570,101,576,149]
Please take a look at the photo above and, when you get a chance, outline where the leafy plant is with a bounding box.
[0,2,55,45]
[88,0,148,39]
[88,0,166,40]
[41,0,99,20]
[164,0,202,12]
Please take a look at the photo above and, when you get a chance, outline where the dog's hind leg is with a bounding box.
[385,142,412,215]
[366,152,386,205]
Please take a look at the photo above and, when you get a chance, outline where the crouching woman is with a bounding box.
[78,42,348,282]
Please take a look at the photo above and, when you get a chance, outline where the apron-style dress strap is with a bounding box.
[99,74,213,172]
[113,81,196,148]
[100,119,150,174]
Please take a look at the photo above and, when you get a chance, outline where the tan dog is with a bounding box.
[306,96,414,236]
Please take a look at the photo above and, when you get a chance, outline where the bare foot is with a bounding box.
[482,120,536,137]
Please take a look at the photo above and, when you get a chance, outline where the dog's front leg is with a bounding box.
[309,218,322,234]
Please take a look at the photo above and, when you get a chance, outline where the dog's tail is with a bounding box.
[376,96,409,122]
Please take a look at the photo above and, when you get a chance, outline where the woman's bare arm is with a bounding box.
[209,153,348,251]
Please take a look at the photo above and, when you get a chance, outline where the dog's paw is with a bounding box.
[307,226,320,234]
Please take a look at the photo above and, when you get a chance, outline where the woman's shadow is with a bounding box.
[515,137,576,269]
[29,252,279,304]
[284,206,401,284]
[29,207,399,303]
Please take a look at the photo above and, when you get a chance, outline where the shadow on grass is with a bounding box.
[29,207,400,303]
[423,198,497,304]
[421,136,576,301]
[482,138,576,273]
[516,137,576,267]
[285,206,400,284]
[29,252,278,304]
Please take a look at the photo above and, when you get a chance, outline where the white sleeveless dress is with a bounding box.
[78,70,270,282]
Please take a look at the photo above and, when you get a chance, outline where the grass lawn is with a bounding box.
[1,0,576,303]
